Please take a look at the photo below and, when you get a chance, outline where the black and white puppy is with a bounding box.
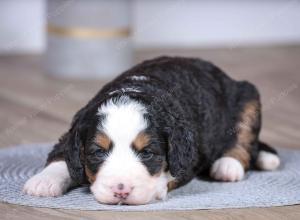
[23,56,280,205]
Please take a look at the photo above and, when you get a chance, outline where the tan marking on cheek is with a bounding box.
[95,133,111,150]
[153,161,167,177]
[133,132,150,151]
[167,180,177,192]
[85,165,96,183]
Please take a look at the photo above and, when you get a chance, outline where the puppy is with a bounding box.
[23,56,280,205]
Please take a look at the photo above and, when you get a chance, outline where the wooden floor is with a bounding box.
[0,46,300,219]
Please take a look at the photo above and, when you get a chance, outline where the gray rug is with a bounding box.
[0,143,300,211]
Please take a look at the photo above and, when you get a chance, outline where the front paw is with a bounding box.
[210,157,245,182]
[23,173,65,197]
[155,185,168,201]
[23,161,72,197]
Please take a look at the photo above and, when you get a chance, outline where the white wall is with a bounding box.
[133,0,300,48]
[0,0,45,53]
[0,0,300,53]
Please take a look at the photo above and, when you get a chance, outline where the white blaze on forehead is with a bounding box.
[95,96,149,186]
[97,96,147,145]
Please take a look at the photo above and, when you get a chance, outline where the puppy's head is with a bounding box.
[85,96,171,205]
[65,95,196,205]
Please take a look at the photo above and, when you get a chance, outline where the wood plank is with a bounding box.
[2,203,300,220]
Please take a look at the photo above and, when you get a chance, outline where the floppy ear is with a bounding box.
[148,91,198,189]
[61,106,93,185]
[166,121,198,188]
[63,128,87,184]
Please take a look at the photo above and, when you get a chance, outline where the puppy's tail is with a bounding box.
[255,141,280,171]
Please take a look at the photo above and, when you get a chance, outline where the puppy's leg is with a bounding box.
[256,142,280,171]
[23,143,73,197]
[211,96,260,182]
[23,161,72,197]
[210,148,248,182]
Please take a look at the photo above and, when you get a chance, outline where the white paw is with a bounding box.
[210,157,245,182]
[155,186,168,201]
[154,172,171,201]
[23,161,72,197]
[256,151,280,171]
[23,173,65,197]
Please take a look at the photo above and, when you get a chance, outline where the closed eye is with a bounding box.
[138,148,155,161]
[89,143,109,157]
[95,148,108,157]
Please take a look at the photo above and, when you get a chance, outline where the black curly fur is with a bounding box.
[47,56,277,188]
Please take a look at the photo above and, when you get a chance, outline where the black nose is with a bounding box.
[117,183,124,190]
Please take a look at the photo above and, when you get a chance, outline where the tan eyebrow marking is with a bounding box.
[133,132,150,151]
[95,133,111,150]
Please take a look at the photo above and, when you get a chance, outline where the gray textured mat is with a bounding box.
[0,143,300,211]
